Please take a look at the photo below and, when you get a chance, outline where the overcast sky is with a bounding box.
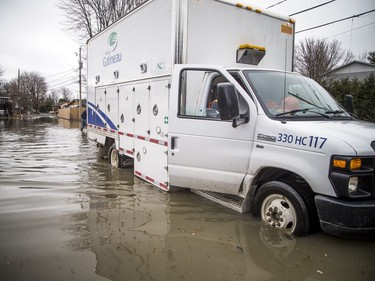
[0,0,374,97]
[267,0,375,56]
[0,0,80,94]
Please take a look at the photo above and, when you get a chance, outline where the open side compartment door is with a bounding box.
[133,79,170,191]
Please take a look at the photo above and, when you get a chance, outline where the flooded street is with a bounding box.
[0,117,374,281]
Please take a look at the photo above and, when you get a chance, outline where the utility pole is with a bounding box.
[78,47,83,118]
[17,69,20,114]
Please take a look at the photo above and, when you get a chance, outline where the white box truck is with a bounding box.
[86,0,375,238]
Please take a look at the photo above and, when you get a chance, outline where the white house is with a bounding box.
[324,60,375,81]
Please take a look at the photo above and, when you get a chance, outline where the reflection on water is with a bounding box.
[1,118,375,281]
[58,118,80,129]
[86,182,375,281]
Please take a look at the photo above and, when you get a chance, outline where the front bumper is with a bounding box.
[315,195,375,239]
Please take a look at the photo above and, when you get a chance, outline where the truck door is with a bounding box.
[168,65,255,194]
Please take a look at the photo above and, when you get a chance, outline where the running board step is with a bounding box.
[191,190,245,213]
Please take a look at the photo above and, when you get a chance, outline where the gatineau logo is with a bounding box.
[107,32,118,52]
[103,31,122,67]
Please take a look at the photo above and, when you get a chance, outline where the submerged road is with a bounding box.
[0,117,374,281]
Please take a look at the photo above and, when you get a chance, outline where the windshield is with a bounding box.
[243,70,351,119]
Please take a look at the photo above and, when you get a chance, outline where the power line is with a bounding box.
[289,0,335,17]
[266,0,287,10]
[49,79,78,89]
[49,81,78,91]
[296,9,375,34]
[323,21,375,39]
[46,71,77,84]
[48,76,77,87]
[44,69,76,78]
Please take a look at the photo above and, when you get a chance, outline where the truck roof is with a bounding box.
[88,0,294,43]
[217,0,294,22]
[87,0,295,85]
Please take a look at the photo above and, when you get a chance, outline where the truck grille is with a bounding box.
[360,157,375,198]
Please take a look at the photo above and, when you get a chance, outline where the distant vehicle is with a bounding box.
[86,0,375,238]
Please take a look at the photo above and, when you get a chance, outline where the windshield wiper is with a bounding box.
[276,108,309,116]
[276,108,332,118]
[288,92,327,111]
[325,110,345,115]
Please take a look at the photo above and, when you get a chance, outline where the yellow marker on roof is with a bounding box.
[215,0,293,23]
[239,44,266,52]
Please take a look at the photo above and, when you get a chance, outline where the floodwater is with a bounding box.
[0,117,374,281]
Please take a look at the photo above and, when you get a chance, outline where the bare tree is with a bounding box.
[0,65,4,79]
[59,87,73,102]
[355,52,368,63]
[58,0,147,40]
[27,72,48,113]
[7,71,47,114]
[50,89,60,104]
[0,65,5,95]
[368,51,375,64]
[294,38,354,83]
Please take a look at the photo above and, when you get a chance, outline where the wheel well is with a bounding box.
[97,137,116,159]
[105,137,115,149]
[251,167,312,195]
[249,167,320,233]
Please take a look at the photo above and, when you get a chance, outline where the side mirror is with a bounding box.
[345,94,354,114]
[217,82,240,121]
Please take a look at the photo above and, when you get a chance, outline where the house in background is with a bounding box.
[53,101,69,113]
[324,61,375,81]
[57,99,86,120]
[0,96,11,117]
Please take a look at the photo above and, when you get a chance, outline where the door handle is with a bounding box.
[171,137,177,150]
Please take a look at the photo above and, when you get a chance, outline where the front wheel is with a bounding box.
[253,181,310,236]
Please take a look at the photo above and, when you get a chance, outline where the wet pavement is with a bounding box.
[0,117,374,281]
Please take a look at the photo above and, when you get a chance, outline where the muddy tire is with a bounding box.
[253,181,310,236]
[108,144,119,168]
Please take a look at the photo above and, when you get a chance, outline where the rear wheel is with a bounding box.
[253,181,310,236]
[108,144,119,168]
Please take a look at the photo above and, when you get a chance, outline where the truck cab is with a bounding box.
[168,65,375,238]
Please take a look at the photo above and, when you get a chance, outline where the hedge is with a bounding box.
[323,74,375,123]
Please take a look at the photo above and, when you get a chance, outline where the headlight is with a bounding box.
[348,177,358,194]
[350,159,362,170]
[332,157,362,171]
[330,156,373,199]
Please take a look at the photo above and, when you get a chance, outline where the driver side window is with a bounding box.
[178,69,228,119]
